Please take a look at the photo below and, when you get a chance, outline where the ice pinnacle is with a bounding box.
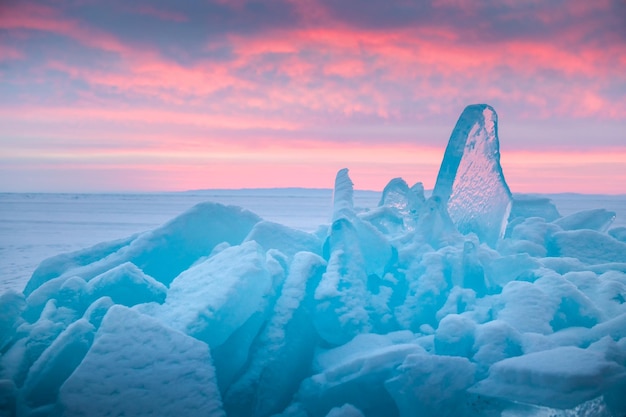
[433,104,512,247]
[332,168,354,221]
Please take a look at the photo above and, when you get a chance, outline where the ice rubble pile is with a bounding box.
[2,104,626,417]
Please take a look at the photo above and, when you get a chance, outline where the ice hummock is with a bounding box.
[433,104,512,247]
[2,105,626,417]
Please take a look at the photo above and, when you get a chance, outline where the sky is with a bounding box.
[0,0,625,194]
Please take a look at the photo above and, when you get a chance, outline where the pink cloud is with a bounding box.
[0,106,301,131]
[0,2,130,54]
[6,2,618,123]
[1,1,624,193]
[216,26,625,119]
[0,44,24,61]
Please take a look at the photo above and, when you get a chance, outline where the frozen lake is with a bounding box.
[1,190,625,294]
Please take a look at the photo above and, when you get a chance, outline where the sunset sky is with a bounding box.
[1,0,625,193]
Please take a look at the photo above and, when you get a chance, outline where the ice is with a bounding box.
[85,262,166,307]
[2,299,77,387]
[160,241,272,347]
[58,305,225,417]
[223,252,326,417]
[332,168,354,221]
[3,104,626,417]
[461,241,488,296]
[470,346,626,409]
[434,314,477,358]
[484,253,540,288]
[371,179,427,236]
[23,276,80,323]
[82,296,113,329]
[245,221,322,260]
[313,331,417,372]
[23,236,136,296]
[395,251,451,331]
[433,104,512,247]
[500,217,563,257]
[407,183,426,214]
[325,404,364,417]
[548,229,626,264]
[414,196,459,249]
[298,342,424,416]
[384,353,476,417]
[509,194,561,222]
[24,202,261,295]
[535,272,602,330]
[379,178,409,212]
[496,280,557,334]
[314,220,372,345]
[609,226,626,242]
[359,206,405,236]
[553,208,616,232]
[0,291,25,350]
[0,379,17,416]
[473,320,523,368]
[22,319,94,409]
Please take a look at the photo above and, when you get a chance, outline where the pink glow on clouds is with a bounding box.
[4,129,625,194]
[0,0,624,193]
[0,44,23,61]
[0,106,301,130]
[0,3,131,54]
[32,23,623,121]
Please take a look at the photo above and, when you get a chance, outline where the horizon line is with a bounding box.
[2,188,626,198]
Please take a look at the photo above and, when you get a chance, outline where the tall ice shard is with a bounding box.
[332,168,354,221]
[433,104,512,247]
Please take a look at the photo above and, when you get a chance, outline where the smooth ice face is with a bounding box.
[379,178,409,211]
[433,104,512,247]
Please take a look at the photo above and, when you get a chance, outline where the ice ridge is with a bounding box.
[3,105,626,417]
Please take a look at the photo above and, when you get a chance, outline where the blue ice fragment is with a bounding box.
[433,104,512,247]
[553,208,616,232]
[379,178,410,211]
[509,194,561,222]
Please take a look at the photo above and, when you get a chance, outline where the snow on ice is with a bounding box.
[2,104,626,417]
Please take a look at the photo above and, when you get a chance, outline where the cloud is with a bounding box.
[0,0,624,192]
